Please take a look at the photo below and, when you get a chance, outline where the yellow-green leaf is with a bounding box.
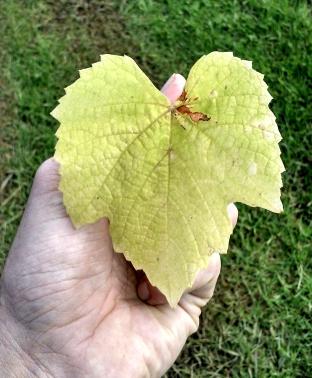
[52,52,284,306]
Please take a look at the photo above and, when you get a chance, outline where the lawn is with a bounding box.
[0,0,311,376]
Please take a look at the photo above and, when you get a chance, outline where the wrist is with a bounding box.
[0,299,86,378]
[0,303,49,377]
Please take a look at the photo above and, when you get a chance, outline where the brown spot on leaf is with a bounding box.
[189,112,211,122]
[176,104,210,122]
[176,105,190,114]
[178,90,187,101]
[175,89,210,123]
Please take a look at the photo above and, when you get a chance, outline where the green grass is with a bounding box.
[1,0,311,376]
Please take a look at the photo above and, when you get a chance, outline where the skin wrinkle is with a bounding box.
[18,259,105,283]
[18,264,101,284]
[77,305,113,350]
[19,266,105,281]
[75,261,128,350]
[21,233,111,260]
[158,307,193,369]
[177,305,200,334]
[85,306,141,377]
[181,295,203,318]
[15,267,106,304]
[19,304,60,327]
[28,289,119,374]
[34,346,84,378]
[126,306,170,378]
[42,307,100,341]
[40,287,115,343]
[24,282,99,327]
[6,255,115,334]
[1,307,67,378]
[176,302,199,335]
[140,333,161,378]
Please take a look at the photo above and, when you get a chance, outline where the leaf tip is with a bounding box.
[242,59,253,69]
[271,199,284,213]
[79,68,92,79]
[50,107,59,120]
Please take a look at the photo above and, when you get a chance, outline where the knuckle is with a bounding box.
[189,316,200,335]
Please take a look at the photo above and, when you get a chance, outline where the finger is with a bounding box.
[161,73,186,103]
[183,252,221,298]
[137,253,220,307]
[178,253,221,325]
[137,252,220,306]
[137,274,168,305]
[137,278,167,305]
[227,203,238,228]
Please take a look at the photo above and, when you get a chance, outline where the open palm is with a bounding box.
[0,75,237,377]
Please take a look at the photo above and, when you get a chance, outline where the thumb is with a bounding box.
[19,158,109,236]
[7,158,112,268]
[21,158,69,226]
[31,157,61,195]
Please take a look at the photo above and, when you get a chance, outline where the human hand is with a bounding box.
[0,74,238,378]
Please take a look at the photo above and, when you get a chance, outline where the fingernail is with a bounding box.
[161,73,186,103]
[227,203,238,228]
[138,282,150,301]
[161,73,178,91]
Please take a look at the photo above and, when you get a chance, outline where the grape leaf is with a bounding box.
[52,52,284,306]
